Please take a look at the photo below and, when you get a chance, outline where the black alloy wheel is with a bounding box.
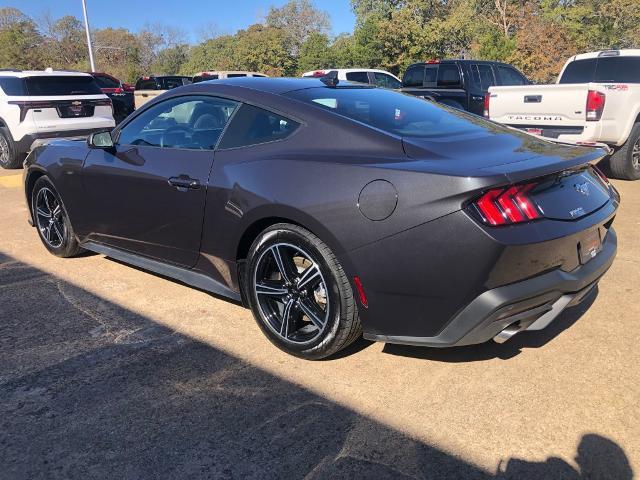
[31,177,82,258]
[246,224,362,360]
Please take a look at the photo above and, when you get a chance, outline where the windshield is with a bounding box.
[286,87,486,138]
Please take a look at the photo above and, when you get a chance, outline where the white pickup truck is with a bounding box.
[486,49,640,180]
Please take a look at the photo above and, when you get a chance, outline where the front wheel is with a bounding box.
[31,176,82,258]
[608,123,640,180]
[245,223,361,360]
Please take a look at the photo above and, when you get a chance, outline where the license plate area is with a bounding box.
[578,229,602,265]
[525,128,543,135]
[57,104,94,118]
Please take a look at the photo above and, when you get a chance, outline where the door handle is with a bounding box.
[168,176,200,190]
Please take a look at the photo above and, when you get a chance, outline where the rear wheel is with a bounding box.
[608,123,640,180]
[0,127,24,169]
[245,223,361,360]
[31,176,82,258]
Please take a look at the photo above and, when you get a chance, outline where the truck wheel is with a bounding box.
[609,123,640,180]
[0,127,24,169]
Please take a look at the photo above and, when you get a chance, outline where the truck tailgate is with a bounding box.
[488,84,590,127]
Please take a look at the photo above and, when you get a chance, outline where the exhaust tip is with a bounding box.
[493,323,523,344]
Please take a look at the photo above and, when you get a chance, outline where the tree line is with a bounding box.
[1,0,638,85]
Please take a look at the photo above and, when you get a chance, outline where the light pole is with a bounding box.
[81,0,96,71]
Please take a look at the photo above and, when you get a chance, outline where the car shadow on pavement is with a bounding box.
[0,252,632,480]
[383,288,598,363]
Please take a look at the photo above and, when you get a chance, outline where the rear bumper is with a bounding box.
[15,127,114,154]
[364,227,616,347]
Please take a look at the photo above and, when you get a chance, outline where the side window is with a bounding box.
[472,64,496,91]
[373,72,401,89]
[436,63,461,87]
[346,71,370,84]
[218,104,300,149]
[403,65,425,87]
[497,66,527,85]
[118,96,239,150]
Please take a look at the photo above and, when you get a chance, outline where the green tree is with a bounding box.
[151,44,190,75]
[42,15,87,69]
[265,0,330,56]
[297,32,333,73]
[180,35,238,74]
[233,25,296,76]
[0,15,44,70]
[93,28,142,82]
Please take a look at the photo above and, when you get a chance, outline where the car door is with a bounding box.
[79,94,239,267]
[468,63,497,115]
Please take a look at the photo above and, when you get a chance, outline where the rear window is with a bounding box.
[25,76,102,96]
[93,75,120,89]
[560,56,640,84]
[436,64,461,87]
[286,87,484,139]
[159,77,191,89]
[136,78,158,90]
[227,73,247,78]
[559,59,597,83]
[0,77,27,95]
[346,71,370,84]
[193,75,219,83]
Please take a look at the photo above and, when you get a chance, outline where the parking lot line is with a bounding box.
[0,174,21,188]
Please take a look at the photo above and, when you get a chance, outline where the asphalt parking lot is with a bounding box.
[1,167,638,479]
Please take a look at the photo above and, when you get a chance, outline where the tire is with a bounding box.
[31,176,82,258]
[0,127,24,169]
[245,223,362,360]
[608,123,640,180]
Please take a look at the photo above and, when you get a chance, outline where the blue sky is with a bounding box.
[4,0,356,41]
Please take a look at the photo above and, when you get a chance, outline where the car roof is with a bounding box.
[190,76,372,95]
[194,71,267,76]
[570,49,640,61]
[0,69,92,78]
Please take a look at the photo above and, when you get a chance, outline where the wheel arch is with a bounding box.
[24,167,48,224]
[233,209,356,303]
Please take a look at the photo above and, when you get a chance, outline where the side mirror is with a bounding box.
[88,131,114,149]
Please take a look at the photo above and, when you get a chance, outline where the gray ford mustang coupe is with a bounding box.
[23,76,619,359]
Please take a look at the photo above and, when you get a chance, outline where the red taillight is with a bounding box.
[311,70,326,77]
[353,276,368,309]
[592,164,610,187]
[425,59,440,64]
[474,183,541,226]
[483,93,490,118]
[586,90,605,121]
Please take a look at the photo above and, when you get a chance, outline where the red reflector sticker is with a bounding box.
[353,276,368,309]
[525,128,543,135]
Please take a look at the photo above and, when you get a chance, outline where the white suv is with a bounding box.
[302,69,402,89]
[0,70,115,169]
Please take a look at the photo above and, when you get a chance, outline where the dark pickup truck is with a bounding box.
[400,60,529,116]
